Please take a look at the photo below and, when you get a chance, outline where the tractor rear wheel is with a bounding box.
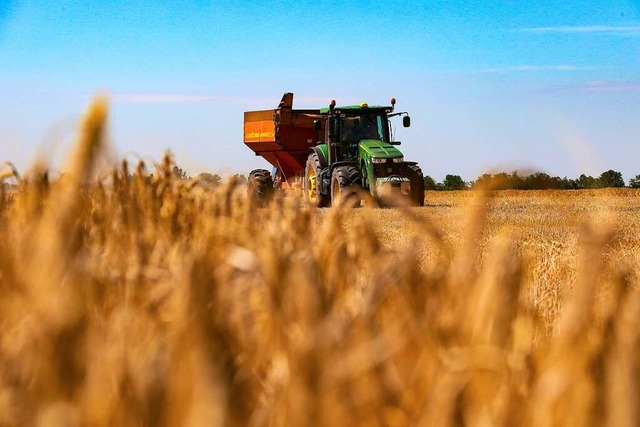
[407,164,425,206]
[331,165,361,208]
[305,153,329,207]
[248,169,274,207]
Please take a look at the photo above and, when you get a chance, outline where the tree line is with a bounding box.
[425,170,640,191]
[136,167,640,192]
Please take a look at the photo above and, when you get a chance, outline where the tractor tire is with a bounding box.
[407,164,425,207]
[331,165,361,208]
[305,153,330,207]
[248,169,274,207]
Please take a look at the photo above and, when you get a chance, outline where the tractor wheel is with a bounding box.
[407,164,425,207]
[305,153,329,207]
[247,169,274,207]
[331,165,361,208]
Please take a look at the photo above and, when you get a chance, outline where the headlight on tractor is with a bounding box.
[392,157,404,163]
[372,158,386,164]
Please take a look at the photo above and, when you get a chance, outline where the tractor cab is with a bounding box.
[317,102,401,166]
[337,109,389,143]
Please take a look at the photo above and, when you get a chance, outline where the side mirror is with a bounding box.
[313,119,321,131]
[403,116,411,128]
[389,141,402,146]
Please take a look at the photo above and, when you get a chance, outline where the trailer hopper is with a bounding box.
[244,93,324,181]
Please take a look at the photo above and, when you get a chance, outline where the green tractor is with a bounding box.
[305,99,424,207]
[243,93,424,207]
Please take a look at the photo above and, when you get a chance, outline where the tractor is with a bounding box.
[244,93,424,207]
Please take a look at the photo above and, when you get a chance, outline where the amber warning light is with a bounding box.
[391,97,396,106]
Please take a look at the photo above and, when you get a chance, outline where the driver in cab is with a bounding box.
[346,118,367,143]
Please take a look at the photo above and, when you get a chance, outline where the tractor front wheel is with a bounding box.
[305,153,329,207]
[331,165,361,208]
[407,164,425,207]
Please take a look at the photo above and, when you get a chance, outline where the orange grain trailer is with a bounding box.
[244,93,324,197]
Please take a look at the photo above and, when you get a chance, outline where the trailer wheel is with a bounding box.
[305,153,329,207]
[331,165,361,208]
[248,169,274,207]
[407,164,425,207]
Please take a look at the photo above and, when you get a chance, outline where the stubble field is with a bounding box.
[0,100,638,426]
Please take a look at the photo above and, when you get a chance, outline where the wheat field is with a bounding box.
[0,99,638,426]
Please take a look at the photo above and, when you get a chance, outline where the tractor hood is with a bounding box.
[359,139,403,159]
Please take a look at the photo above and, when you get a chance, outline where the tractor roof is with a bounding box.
[319,104,392,114]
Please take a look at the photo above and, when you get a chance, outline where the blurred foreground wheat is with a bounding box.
[0,99,638,426]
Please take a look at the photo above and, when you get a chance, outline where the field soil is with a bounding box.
[331,189,640,332]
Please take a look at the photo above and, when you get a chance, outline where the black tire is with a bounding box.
[305,153,330,207]
[247,169,274,207]
[407,164,425,207]
[331,165,361,208]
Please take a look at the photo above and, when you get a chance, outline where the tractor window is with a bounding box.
[340,113,388,143]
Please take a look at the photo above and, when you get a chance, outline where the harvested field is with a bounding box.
[0,100,638,426]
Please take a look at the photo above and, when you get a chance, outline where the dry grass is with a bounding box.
[0,99,638,426]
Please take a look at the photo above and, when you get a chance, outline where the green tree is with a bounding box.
[442,174,466,191]
[577,174,598,189]
[508,171,525,189]
[629,175,640,188]
[231,173,248,184]
[523,172,564,190]
[598,169,625,188]
[196,172,222,186]
[561,177,580,189]
[423,175,438,190]
[492,172,512,190]
[172,166,190,180]
[471,173,495,189]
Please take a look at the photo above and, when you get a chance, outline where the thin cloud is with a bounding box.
[112,93,216,104]
[559,81,640,92]
[480,65,594,73]
[518,25,640,34]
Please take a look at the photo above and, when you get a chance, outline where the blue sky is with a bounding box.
[0,0,639,181]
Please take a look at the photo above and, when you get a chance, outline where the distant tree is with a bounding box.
[598,169,625,188]
[231,173,248,184]
[467,170,629,190]
[472,172,517,190]
[471,171,585,190]
[172,166,190,180]
[423,175,438,190]
[522,172,564,190]
[196,172,222,186]
[550,176,565,189]
[509,171,525,190]
[561,177,580,190]
[442,174,466,191]
[577,174,598,189]
[492,172,512,190]
[629,175,640,188]
[473,173,494,189]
